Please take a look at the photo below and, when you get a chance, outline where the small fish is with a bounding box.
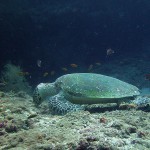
[37,59,42,67]
[145,74,150,80]
[61,67,68,72]
[25,72,30,75]
[95,62,101,66]
[17,72,29,76]
[43,72,49,77]
[70,64,78,68]
[106,48,114,56]
[50,71,55,76]
[88,64,93,71]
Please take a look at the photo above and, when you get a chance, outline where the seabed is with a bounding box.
[0,91,150,150]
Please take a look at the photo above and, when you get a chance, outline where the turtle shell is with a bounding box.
[55,73,140,104]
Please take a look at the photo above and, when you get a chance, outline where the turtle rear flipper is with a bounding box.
[48,93,84,115]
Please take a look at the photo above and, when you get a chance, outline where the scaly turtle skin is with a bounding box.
[33,73,140,114]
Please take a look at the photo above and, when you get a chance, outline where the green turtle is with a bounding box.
[33,73,140,114]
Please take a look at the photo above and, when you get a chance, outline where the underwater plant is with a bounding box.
[0,63,31,93]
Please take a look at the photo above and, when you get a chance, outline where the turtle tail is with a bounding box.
[48,94,84,115]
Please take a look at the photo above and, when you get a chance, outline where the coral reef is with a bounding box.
[0,63,31,93]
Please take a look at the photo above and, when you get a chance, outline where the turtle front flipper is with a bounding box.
[48,92,84,115]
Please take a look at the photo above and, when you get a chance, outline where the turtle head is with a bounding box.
[33,83,59,106]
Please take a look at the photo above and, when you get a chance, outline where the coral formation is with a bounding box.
[0,63,31,93]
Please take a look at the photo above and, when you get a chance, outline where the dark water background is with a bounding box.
[0,0,150,86]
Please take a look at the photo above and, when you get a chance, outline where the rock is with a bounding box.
[0,91,5,97]
[28,113,38,119]
[5,124,17,133]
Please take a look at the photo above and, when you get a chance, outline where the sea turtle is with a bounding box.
[33,73,140,114]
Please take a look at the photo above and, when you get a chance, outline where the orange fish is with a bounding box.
[61,67,68,72]
[70,64,78,68]
[50,71,55,76]
[43,72,49,77]
[88,64,93,71]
